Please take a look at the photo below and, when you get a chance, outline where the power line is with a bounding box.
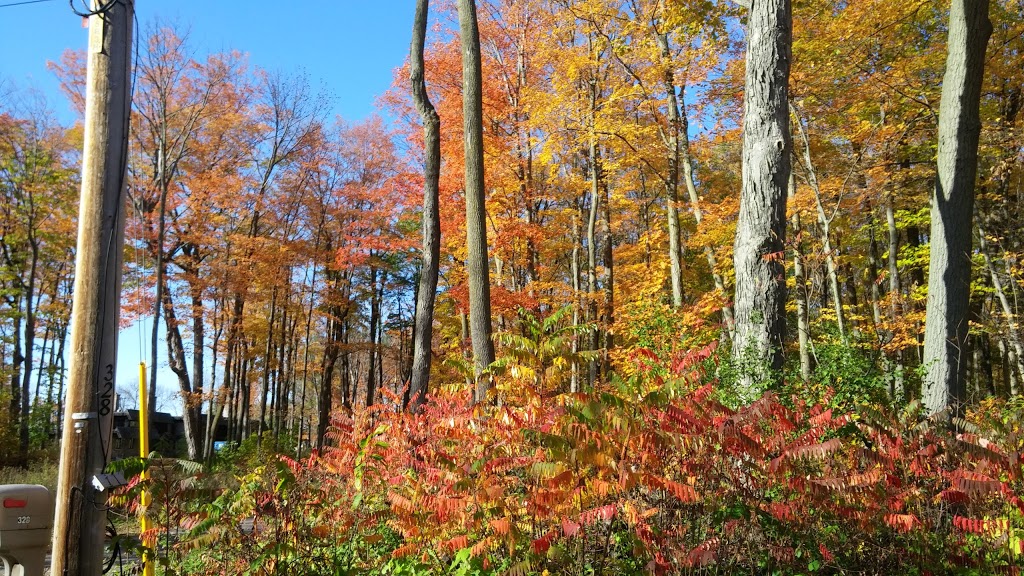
[68,0,121,18]
[0,0,58,8]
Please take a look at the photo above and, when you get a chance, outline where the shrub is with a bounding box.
[137,345,1022,576]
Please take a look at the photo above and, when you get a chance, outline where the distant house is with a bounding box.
[110,410,227,459]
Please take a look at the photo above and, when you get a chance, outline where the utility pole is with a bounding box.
[51,1,134,575]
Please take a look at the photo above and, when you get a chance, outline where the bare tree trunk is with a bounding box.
[8,303,24,465]
[316,269,345,450]
[675,84,735,341]
[239,339,251,442]
[157,264,200,460]
[35,322,50,404]
[365,267,381,408]
[922,0,991,415]
[571,211,581,393]
[587,136,601,388]
[277,313,296,442]
[885,194,906,396]
[1000,338,1020,396]
[978,224,1024,382]
[409,0,442,411]
[602,180,614,381]
[52,314,69,441]
[18,242,39,462]
[867,207,894,394]
[979,332,995,398]
[8,313,22,413]
[149,142,170,414]
[341,317,352,409]
[225,340,237,447]
[657,31,685,309]
[274,288,291,441]
[204,295,225,460]
[788,172,812,382]
[457,0,496,402]
[732,0,792,395]
[258,285,278,442]
[188,270,205,456]
[793,112,847,342]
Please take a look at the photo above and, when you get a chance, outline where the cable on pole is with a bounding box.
[68,0,119,18]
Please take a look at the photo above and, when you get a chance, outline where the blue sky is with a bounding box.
[1,0,417,124]
[1,0,420,413]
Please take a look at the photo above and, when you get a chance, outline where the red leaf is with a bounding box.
[562,517,581,538]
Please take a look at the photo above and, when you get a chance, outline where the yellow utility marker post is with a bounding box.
[139,362,154,576]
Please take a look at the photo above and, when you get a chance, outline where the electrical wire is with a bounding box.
[102,519,121,574]
[68,0,118,18]
[125,6,146,367]
[0,0,57,8]
[131,8,147,370]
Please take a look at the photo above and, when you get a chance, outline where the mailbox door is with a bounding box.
[0,485,52,533]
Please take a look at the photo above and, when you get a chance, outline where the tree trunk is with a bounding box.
[204,295,226,461]
[409,0,442,411]
[365,267,382,408]
[978,224,1024,384]
[922,0,991,415]
[342,317,352,409]
[571,211,581,393]
[658,32,685,309]
[793,112,847,342]
[273,288,291,443]
[867,208,895,394]
[457,0,496,403]
[676,82,735,341]
[602,179,614,381]
[239,338,251,442]
[258,285,278,442]
[188,272,205,456]
[586,135,601,388]
[35,322,50,404]
[788,172,813,382]
[149,146,170,414]
[316,266,345,450]
[8,303,24,465]
[160,278,200,460]
[18,243,39,462]
[731,0,792,396]
[885,194,905,396]
[53,315,69,441]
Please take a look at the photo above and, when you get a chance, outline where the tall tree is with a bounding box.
[0,100,77,465]
[457,0,496,403]
[408,0,442,411]
[732,0,792,394]
[922,0,992,415]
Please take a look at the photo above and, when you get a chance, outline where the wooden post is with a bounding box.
[139,362,154,576]
[50,1,134,575]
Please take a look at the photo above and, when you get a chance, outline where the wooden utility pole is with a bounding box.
[51,1,134,575]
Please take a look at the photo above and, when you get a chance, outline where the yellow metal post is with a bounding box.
[139,362,154,576]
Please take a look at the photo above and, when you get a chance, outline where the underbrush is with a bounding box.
[128,350,1024,575]
[0,458,58,491]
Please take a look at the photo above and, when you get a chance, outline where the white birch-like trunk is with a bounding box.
[732,0,792,396]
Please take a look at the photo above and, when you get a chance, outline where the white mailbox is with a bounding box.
[0,485,52,576]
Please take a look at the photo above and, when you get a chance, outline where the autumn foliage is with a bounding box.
[150,343,1024,575]
[3,0,1024,572]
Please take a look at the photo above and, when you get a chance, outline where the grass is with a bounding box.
[0,459,59,492]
